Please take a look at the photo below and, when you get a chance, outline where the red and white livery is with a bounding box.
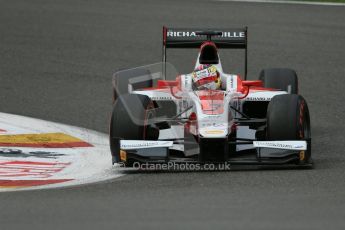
[109,27,312,168]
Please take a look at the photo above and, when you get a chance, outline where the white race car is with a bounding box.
[109,27,312,168]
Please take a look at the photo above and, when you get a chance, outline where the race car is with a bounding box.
[109,27,312,168]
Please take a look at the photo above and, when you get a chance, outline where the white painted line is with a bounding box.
[215,0,345,6]
[0,112,123,192]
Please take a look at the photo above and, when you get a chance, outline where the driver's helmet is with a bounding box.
[192,64,221,90]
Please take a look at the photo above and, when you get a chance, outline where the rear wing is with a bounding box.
[162,27,248,79]
[163,27,247,49]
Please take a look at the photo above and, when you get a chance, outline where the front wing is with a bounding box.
[110,138,312,168]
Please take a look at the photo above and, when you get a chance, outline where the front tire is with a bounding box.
[266,94,311,164]
[109,94,159,166]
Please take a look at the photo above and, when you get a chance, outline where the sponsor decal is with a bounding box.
[204,130,225,135]
[226,75,237,91]
[167,31,245,38]
[203,115,222,120]
[201,123,226,128]
[246,97,271,101]
[213,123,226,127]
[182,74,192,90]
[168,31,198,37]
[230,77,234,89]
[0,133,92,148]
[151,96,174,100]
[253,141,307,150]
[120,140,173,150]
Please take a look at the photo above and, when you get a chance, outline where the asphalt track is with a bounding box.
[0,0,345,229]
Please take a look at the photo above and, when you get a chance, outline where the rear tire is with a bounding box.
[259,68,298,94]
[109,94,159,166]
[266,94,311,164]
